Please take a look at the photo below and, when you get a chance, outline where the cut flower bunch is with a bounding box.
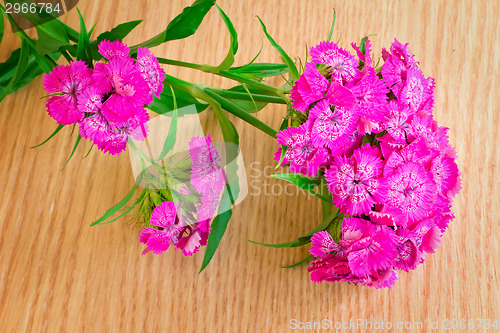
[0,1,461,288]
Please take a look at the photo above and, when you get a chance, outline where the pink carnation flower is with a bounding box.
[289,62,329,112]
[136,47,166,98]
[383,161,437,225]
[309,231,340,257]
[325,144,386,216]
[309,41,357,83]
[93,56,152,122]
[275,121,330,177]
[308,99,358,153]
[42,61,92,125]
[98,40,130,60]
[189,135,226,196]
[139,201,184,255]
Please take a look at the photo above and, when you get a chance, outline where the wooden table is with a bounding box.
[0,1,498,332]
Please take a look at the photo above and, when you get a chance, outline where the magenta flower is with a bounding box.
[176,227,208,256]
[139,201,184,255]
[325,144,386,216]
[383,161,437,225]
[189,135,226,196]
[78,112,110,146]
[308,99,358,153]
[98,40,130,60]
[275,121,330,177]
[289,62,329,112]
[351,39,373,73]
[42,61,92,125]
[429,154,461,207]
[393,229,421,272]
[93,56,151,122]
[136,47,166,98]
[308,253,358,284]
[309,231,340,257]
[309,41,357,83]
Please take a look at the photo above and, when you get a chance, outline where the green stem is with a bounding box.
[208,88,286,104]
[158,57,280,94]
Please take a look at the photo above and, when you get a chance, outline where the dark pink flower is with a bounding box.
[98,40,130,60]
[189,135,226,196]
[309,231,340,257]
[275,121,330,177]
[384,161,437,225]
[139,201,184,255]
[308,99,358,154]
[136,47,166,98]
[42,61,92,125]
[289,63,329,112]
[326,144,386,216]
[309,41,357,83]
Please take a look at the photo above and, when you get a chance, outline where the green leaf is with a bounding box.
[92,19,143,60]
[210,4,237,71]
[272,173,331,202]
[31,124,64,148]
[62,134,82,169]
[132,0,216,51]
[204,89,277,138]
[156,108,178,161]
[227,62,289,79]
[199,185,233,272]
[91,179,142,226]
[97,19,142,42]
[257,17,299,80]
[0,39,30,102]
[148,85,208,115]
[282,254,314,268]
[35,20,70,55]
[76,8,92,66]
[327,9,336,41]
[0,8,4,45]
[249,209,339,248]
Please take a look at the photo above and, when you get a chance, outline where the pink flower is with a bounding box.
[351,39,373,73]
[383,161,437,225]
[308,253,358,284]
[309,231,340,257]
[93,56,152,122]
[309,41,357,83]
[289,62,329,112]
[42,61,92,125]
[136,47,166,98]
[78,112,110,145]
[98,40,130,60]
[362,267,400,289]
[325,144,386,216]
[308,99,358,153]
[400,67,428,112]
[340,218,399,277]
[429,154,461,206]
[275,121,330,177]
[345,70,389,134]
[189,135,226,196]
[139,201,184,255]
[176,227,208,256]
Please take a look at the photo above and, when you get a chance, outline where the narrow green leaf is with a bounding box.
[76,8,92,66]
[0,8,4,45]
[97,200,140,225]
[97,20,142,42]
[91,180,141,226]
[62,134,81,170]
[272,173,331,202]
[327,9,336,41]
[199,186,233,272]
[249,210,339,248]
[35,20,70,55]
[148,85,208,115]
[132,0,216,51]
[210,4,238,71]
[257,17,299,80]
[0,39,30,102]
[156,107,178,161]
[31,124,64,148]
[227,62,289,79]
[282,254,314,269]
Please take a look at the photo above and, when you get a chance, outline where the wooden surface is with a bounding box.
[0,1,499,332]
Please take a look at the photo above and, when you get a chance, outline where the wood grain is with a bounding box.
[0,1,498,332]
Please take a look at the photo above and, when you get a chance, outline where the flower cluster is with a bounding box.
[277,39,461,288]
[42,40,165,155]
[139,135,226,256]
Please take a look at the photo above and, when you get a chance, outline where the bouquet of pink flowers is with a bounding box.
[2,1,461,288]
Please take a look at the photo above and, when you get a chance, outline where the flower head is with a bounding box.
[136,47,166,98]
[289,63,329,112]
[189,135,226,196]
[42,61,92,125]
[309,231,340,257]
[98,40,130,60]
[309,41,357,83]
